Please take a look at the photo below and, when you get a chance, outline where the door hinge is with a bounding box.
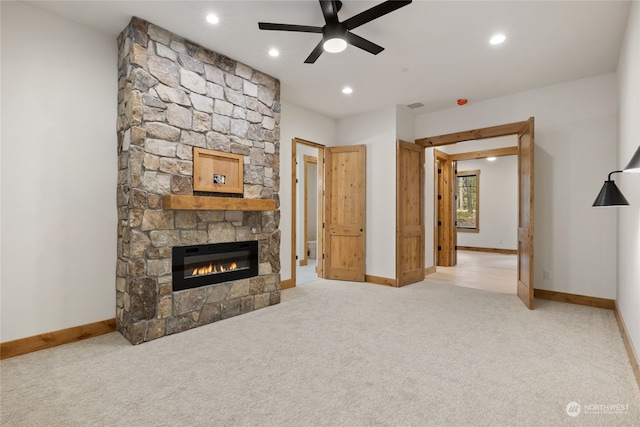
[454,221,457,226]
[437,168,442,174]
[296,255,298,260]
[322,254,325,259]
[296,179,298,183]
[437,246,442,251]
[454,195,457,200]
[322,222,325,228]
[438,195,442,200]
[438,221,442,226]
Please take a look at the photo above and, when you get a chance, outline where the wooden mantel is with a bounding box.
[162,195,276,211]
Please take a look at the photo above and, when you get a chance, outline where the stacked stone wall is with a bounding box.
[116,17,280,344]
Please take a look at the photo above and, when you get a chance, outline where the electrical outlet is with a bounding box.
[543,269,551,280]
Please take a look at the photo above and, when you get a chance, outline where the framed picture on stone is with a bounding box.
[193,148,244,194]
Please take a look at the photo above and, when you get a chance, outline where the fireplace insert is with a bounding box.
[172,241,258,291]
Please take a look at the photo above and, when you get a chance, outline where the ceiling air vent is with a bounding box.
[406,102,424,109]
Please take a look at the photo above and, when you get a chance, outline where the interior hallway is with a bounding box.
[428,250,517,294]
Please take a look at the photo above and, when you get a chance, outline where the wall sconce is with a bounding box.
[623,145,640,173]
[592,146,640,207]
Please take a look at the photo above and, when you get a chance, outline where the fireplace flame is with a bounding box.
[192,261,239,277]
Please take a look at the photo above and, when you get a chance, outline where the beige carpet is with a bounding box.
[2,279,639,426]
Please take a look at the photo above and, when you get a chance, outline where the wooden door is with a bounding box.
[323,145,366,281]
[434,150,456,267]
[517,117,535,309]
[396,141,425,286]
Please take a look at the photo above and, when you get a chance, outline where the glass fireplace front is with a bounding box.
[172,241,259,291]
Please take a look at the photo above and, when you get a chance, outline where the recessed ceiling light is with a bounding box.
[206,14,219,25]
[324,38,347,53]
[490,34,506,45]
[342,87,353,94]
[487,157,497,161]
[269,48,279,57]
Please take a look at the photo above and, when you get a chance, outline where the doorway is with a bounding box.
[285,138,325,289]
[417,118,535,309]
[285,138,368,289]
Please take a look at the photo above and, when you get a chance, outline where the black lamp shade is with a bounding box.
[624,145,640,173]
[592,180,630,207]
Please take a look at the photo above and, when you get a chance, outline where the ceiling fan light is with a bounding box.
[323,37,347,53]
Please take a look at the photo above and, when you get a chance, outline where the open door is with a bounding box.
[396,140,425,286]
[323,145,366,281]
[434,149,456,267]
[517,117,535,309]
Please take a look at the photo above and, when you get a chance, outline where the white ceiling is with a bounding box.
[26,0,631,119]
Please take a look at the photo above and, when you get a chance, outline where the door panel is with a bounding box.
[434,150,456,267]
[517,117,535,309]
[397,141,425,286]
[323,145,366,281]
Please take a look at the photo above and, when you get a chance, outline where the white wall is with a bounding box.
[1,2,117,342]
[279,101,336,282]
[336,106,397,280]
[307,162,318,243]
[396,105,415,143]
[616,0,640,365]
[416,73,619,299]
[295,143,319,261]
[455,156,518,250]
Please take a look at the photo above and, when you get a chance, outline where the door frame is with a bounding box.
[416,120,534,306]
[283,138,325,290]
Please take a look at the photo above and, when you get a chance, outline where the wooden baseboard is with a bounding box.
[457,246,518,255]
[280,278,295,290]
[424,266,436,275]
[365,275,396,287]
[534,289,615,310]
[614,302,640,391]
[1,318,116,360]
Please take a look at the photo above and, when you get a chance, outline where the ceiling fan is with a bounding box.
[258,0,412,64]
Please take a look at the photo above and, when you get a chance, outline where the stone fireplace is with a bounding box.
[116,17,281,344]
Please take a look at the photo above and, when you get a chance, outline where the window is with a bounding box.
[456,170,479,232]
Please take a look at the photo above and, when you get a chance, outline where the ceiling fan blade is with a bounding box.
[304,40,325,64]
[345,32,384,55]
[344,0,412,31]
[258,22,323,33]
[320,0,340,25]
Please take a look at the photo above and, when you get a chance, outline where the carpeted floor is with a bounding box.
[1,279,638,426]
